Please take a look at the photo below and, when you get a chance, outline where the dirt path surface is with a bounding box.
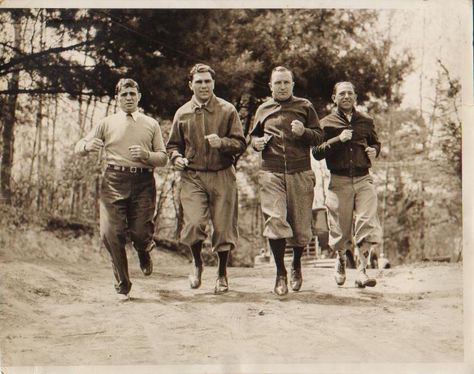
[0,234,467,374]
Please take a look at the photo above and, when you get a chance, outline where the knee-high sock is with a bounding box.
[269,238,287,277]
[217,250,229,277]
[191,241,203,268]
[292,246,304,270]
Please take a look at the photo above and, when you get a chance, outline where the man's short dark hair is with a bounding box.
[333,81,356,95]
[115,78,140,95]
[270,66,294,81]
[189,63,216,81]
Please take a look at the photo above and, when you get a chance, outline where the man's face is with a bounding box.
[269,71,294,101]
[332,83,357,112]
[116,86,141,113]
[189,72,215,103]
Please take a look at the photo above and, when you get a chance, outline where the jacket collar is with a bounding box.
[266,95,295,107]
[336,107,357,122]
[191,95,216,113]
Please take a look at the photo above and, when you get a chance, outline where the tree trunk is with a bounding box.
[105,97,113,117]
[155,168,171,219]
[51,94,58,168]
[95,175,100,220]
[28,95,42,187]
[419,182,425,260]
[0,16,22,204]
[35,96,44,211]
[88,97,98,132]
[170,176,184,240]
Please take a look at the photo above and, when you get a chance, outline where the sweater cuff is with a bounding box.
[170,151,183,164]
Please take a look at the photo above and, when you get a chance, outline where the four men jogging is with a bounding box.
[76,67,382,299]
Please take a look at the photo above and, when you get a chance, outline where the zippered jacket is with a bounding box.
[250,96,323,173]
[167,95,246,171]
[312,108,381,177]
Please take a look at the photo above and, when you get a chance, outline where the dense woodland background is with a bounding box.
[0,8,462,266]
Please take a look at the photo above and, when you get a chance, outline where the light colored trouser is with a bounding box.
[179,167,238,252]
[325,173,382,270]
[258,169,315,247]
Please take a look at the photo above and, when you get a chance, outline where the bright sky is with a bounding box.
[390,1,472,111]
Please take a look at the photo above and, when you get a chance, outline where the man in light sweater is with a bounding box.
[75,78,168,301]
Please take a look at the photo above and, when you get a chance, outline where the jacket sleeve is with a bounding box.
[166,111,185,163]
[248,106,265,151]
[368,119,381,157]
[312,142,329,161]
[219,107,247,156]
[249,106,264,138]
[299,102,324,146]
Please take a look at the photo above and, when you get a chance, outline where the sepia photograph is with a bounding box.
[0,0,472,373]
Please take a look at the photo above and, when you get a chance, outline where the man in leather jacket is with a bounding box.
[167,64,246,294]
[312,81,383,288]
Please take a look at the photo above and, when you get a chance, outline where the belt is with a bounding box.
[107,164,153,173]
[331,168,368,177]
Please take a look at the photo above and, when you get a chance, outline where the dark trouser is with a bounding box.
[100,170,156,294]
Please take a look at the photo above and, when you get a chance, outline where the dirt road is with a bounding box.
[0,231,465,374]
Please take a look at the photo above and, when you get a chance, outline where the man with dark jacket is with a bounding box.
[250,66,323,296]
[313,81,382,288]
[167,64,246,294]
